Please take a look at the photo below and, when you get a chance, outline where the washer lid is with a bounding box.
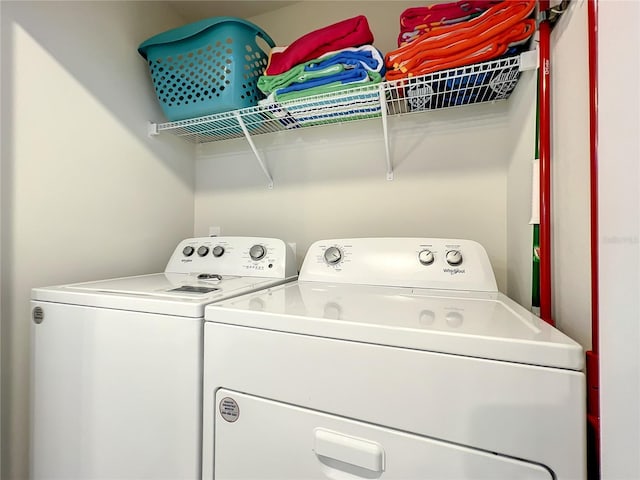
[205,281,584,370]
[32,273,296,318]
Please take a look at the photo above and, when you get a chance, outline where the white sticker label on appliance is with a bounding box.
[219,397,240,423]
[32,306,44,324]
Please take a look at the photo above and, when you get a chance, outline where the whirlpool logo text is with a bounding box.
[443,267,466,275]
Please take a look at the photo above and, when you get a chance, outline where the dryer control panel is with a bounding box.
[299,238,497,292]
[166,237,297,278]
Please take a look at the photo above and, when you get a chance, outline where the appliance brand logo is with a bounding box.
[443,267,466,275]
[181,259,193,263]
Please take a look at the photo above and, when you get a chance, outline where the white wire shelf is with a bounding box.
[148,52,534,187]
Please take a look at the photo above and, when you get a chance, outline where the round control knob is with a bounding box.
[418,249,435,265]
[182,246,195,257]
[197,246,209,257]
[419,309,435,326]
[445,250,463,266]
[249,244,266,261]
[212,245,225,257]
[324,246,343,265]
[445,311,464,328]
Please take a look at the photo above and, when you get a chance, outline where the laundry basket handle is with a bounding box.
[138,16,276,59]
[250,22,276,49]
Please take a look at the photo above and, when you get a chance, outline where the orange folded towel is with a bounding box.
[385,0,535,80]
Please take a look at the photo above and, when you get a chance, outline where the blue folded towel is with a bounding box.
[258,44,385,96]
[306,47,386,76]
[276,68,370,95]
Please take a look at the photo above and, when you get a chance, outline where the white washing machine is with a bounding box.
[202,238,586,480]
[30,236,297,480]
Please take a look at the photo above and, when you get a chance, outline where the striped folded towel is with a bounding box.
[260,85,381,127]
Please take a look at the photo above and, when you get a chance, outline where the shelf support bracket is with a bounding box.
[234,111,274,189]
[147,122,159,137]
[519,49,539,72]
[378,84,393,180]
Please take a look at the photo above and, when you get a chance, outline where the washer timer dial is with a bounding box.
[249,244,266,261]
[324,246,343,265]
[212,246,225,257]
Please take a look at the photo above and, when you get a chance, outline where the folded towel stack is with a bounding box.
[258,16,384,103]
[257,15,386,127]
[385,0,536,81]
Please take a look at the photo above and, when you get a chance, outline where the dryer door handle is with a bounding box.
[314,428,385,473]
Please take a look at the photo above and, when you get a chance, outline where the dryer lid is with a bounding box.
[205,281,584,370]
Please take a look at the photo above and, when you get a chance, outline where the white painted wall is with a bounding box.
[598,1,640,477]
[506,1,592,352]
[194,2,537,292]
[506,65,537,310]
[550,0,592,349]
[195,109,514,288]
[0,2,193,478]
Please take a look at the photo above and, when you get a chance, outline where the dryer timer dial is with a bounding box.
[324,246,343,265]
[418,249,435,265]
[446,250,463,266]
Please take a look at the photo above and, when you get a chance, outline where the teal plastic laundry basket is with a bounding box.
[138,17,275,121]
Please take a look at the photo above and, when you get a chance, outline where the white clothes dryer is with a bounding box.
[202,238,586,480]
[30,236,296,480]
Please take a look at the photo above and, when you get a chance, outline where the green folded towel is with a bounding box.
[258,63,344,94]
[274,71,382,102]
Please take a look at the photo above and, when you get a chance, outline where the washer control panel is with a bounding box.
[166,237,297,278]
[300,238,497,292]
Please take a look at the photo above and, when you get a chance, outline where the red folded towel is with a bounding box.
[265,15,374,76]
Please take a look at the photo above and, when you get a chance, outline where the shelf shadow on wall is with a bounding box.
[195,97,515,192]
